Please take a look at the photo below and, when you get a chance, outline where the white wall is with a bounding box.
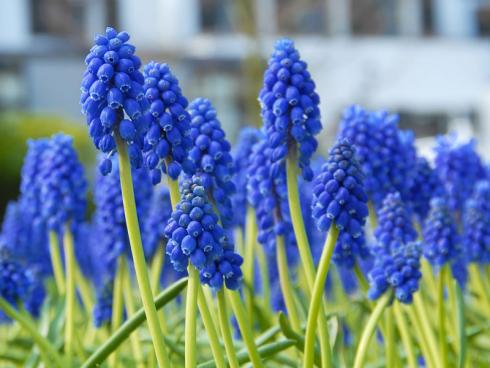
[0,0,30,51]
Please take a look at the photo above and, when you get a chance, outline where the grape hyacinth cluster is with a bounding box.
[0,258,31,306]
[37,134,88,231]
[423,197,461,268]
[338,105,416,206]
[310,139,369,267]
[368,242,422,304]
[463,180,490,263]
[259,38,322,181]
[372,192,418,255]
[143,61,193,183]
[164,176,242,290]
[187,98,236,228]
[81,27,149,173]
[434,135,485,213]
[407,157,444,222]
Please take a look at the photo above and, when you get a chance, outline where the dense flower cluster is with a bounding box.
[232,127,262,227]
[187,98,236,228]
[164,176,242,289]
[462,181,490,263]
[81,27,149,173]
[368,242,422,304]
[338,105,416,206]
[247,138,297,254]
[143,61,193,183]
[407,157,444,222]
[434,135,485,213]
[0,258,31,305]
[37,134,87,231]
[143,187,173,260]
[310,139,369,267]
[423,197,461,267]
[259,38,322,181]
[372,192,417,255]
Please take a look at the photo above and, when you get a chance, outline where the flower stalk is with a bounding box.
[49,231,65,295]
[62,225,76,363]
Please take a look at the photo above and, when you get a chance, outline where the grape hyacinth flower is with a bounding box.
[81,27,149,174]
[259,38,322,180]
[37,134,88,231]
[463,180,490,263]
[434,134,485,213]
[338,105,416,207]
[143,61,193,184]
[93,281,114,328]
[187,98,236,228]
[0,258,31,306]
[407,157,444,222]
[372,192,417,256]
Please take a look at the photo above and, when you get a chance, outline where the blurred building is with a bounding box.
[1,0,490,156]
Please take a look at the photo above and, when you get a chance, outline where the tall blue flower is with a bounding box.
[372,192,417,255]
[462,181,490,263]
[187,98,236,228]
[259,38,322,181]
[0,258,31,306]
[434,134,485,213]
[232,127,262,228]
[143,61,193,183]
[423,197,461,267]
[338,105,416,206]
[36,134,87,232]
[81,27,150,173]
[311,139,369,267]
[164,176,242,290]
[407,157,444,222]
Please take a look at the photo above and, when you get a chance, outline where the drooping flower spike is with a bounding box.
[81,27,150,174]
[311,139,369,267]
[434,134,485,213]
[259,38,322,181]
[164,176,243,290]
[143,62,193,183]
[37,134,88,232]
[338,105,416,207]
[187,98,236,228]
[463,180,490,263]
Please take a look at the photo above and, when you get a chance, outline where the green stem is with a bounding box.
[244,207,257,329]
[48,231,65,295]
[166,171,181,209]
[197,286,226,368]
[437,266,448,368]
[276,235,301,331]
[406,304,437,368]
[227,289,264,368]
[303,226,339,367]
[469,264,490,314]
[185,266,199,368]
[385,306,396,368]
[151,244,165,295]
[217,289,239,368]
[63,225,76,363]
[74,264,94,314]
[122,258,146,368]
[353,262,369,292]
[353,292,392,368]
[81,278,187,368]
[286,153,332,368]
[393,302,417,368]
[116,137,171,368]
[454,279,466,368]
[413,292,440,368]
[256,241,271,316]
[0,297,63,368]
[109,255,125,368]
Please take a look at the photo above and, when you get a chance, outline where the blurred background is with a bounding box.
[1,0,490,216]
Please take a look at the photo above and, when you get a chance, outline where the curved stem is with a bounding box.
[438,266,448,368]
[197,286,226,368]
[74,264,94,314]
[217,289,239,368]
[286,153,332,368]
[353,262,369,292]
[109,255,125,368]
[0,297,63,368]
[353,292,392,368]
[303,226,339,367]
[122,258,146,368]
[185,266,199,368]
[116,138,171,368]
[81,278,187,368]
[385,306,396,367]
[63,225,76,364]
[276,235,301,331]
[414,292,440,368]
[406,304,437,368]
[244,207,257,329]
[226,289,264,368]
[48,231,65,295]
[151,244,165,295]
[393,302,417,368]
